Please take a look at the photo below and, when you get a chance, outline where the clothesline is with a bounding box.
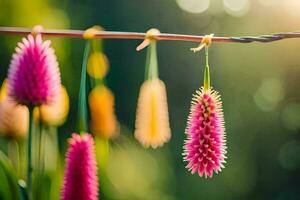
[1,26,300,44]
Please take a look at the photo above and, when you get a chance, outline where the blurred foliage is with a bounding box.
[100,132,176,200]
[0,0,300,200]
[0,152,22,200]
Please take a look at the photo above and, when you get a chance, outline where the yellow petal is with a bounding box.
[0,98,29,139]
[35,85,69,126]
[0,79,8,102]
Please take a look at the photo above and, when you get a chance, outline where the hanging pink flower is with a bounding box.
[183,87,227,178]
[61,133,99,200]
[7,34,60,106]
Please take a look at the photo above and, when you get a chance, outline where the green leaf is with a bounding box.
[0,151,22,200]
[78,40,91,132]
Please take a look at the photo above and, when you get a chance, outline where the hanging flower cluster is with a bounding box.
[183,39,227,178]
[87,31,118,139]
[134,35,171,148]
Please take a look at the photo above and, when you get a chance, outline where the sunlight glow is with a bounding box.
[223,0,250,17]
[176,0,210,14]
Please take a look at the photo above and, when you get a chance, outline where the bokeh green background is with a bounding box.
[0,0,300,199]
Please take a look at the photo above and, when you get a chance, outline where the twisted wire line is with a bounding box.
[0,26,300,44]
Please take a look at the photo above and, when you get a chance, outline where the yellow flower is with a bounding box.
[34,85,69,126]
[89,85,118,139]
[87,52,109,79]
[0,80,28,139]
[135,79,171,148]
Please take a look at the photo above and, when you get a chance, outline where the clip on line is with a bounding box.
[190,34,214,53]
[136,28,160,51]
[31,25,44,37]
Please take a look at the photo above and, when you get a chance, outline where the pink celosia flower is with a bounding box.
[61,133,99,200]
[183,87,227,178]
[7,34,60,106]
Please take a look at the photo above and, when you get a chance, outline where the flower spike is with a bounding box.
[183,87,227,178]
[61,133,99,200]
[135,79,171,148]
[7,34,61,106]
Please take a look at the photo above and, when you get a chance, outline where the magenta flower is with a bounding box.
[183,87,227,178]
[7,34,60,106]
[61,133,99,200]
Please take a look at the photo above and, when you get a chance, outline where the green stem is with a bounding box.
[203,46,210,91]
[145,41,158,80]
[49,126,61,200]
[78,40,91,132]
[19,140,25,180]
[35,113,44,200]
[27,107,34,199]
